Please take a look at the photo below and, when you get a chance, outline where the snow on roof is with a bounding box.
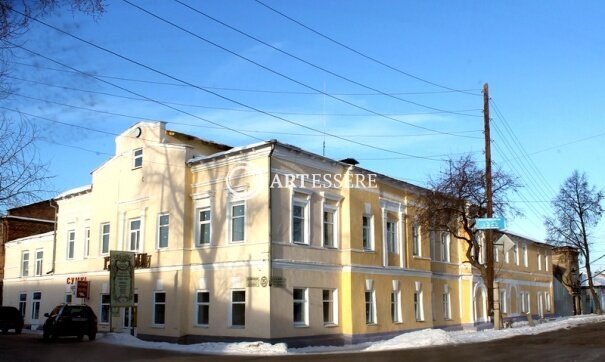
[187,141,271,164]
[5,231,54,246]
[55,185,92,200]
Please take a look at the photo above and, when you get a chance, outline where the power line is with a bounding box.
[9,60,480,97]
[118,0,483,140]
[172,0,481,118]
[254,0,479,96]
[6,74,483,118]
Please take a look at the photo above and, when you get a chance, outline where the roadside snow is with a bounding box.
[98,314,605,355]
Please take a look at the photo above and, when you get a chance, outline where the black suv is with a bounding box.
[0,306,24,334]
[43,304,97,341]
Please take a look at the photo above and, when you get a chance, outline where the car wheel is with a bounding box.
[88,332,96,341]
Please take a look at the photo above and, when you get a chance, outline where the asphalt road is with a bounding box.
[1,321,605,362]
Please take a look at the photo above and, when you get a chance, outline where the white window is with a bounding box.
[31,291,41,320]
[362,215,373,250]
[293,288,308,326]
[500,289,507,313]
[430,230,436,260]
[365,290,376,324]
[21,251,29,277]
[18,293,26,317]
[545,292,551,312]
[230,290,246,327]
[323,207,337,248]
[129,218,141,251]
[391,289,402,323]
[545,254,550,271]
[100,294,110,324]
[513,242,519,265]
[196,208,211,246]
[441,232,450,262]
[35,249,43,276]
[67,230,75,259]
[504,247,510,264]
[100,223,110,255]
[443,290,451,320]
[522,244,528,267]
[84,227,90,258]
[230,203,245,243]
[414,282,424,321]
[537,251,542,271]
[133,148,143,169]
[291,200,308,244]
[157,213,169,249]
[494,245,499,263]
[153,292,166,326]
[412,223,421,256]
[322,289,338,325]
[520,292,531,313]
[196,291,210,326]
[386,220,397,253]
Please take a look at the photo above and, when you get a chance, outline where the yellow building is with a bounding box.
[2,121,554,345]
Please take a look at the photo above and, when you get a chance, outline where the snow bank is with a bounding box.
[98,314,605,355]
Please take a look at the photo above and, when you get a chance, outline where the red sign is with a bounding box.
[76,280,89,299]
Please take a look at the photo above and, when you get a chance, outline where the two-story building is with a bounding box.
[2,121,555,345]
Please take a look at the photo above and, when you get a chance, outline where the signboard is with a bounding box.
[246,276,286,288]
[495,234,515,253]
[76,280,90,299]
[109,251,135,307]
[475,217,506,230]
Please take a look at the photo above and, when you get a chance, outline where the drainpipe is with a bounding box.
[47,200,58,275]
[268,142,276,286]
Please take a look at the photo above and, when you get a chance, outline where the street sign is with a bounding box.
[475,217,506,230]
[76,280,89,299]
[495,234,515,253]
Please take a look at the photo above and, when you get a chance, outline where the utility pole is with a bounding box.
[483,83,498,329]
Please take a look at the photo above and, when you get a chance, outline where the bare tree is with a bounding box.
[545,170,604,314]
[417,154,520,317]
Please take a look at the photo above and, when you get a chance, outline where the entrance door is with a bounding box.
[122,293,138,335]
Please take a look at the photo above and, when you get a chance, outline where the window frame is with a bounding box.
[21,250,29,277]
[132,148,143,169]
[157,213,170,249]
[100,223,110,255]
[18,293,27,317]
[391,289,402,323]
[412,223,421,257]
[67,229,76,260]
[322,289,338,326]
[153,291,166,327]
[362,214,374,251]
[293,288,309,327]
[230,289,246,328]
[195,290,210,327]
[229,202,246,243]
[414,288,424,321]
[34,249,43,276]
[128,218,142,252]
[291,200,309,245]
[365,290,377,325]
[440,232,451,262]
[31,291,42,321]
[322,205,338,249]
[386,219,398,254]
[522,244,528,267]
[100,294,111,324]
[84,227,91,258]
[443,291,451,320]
[195,207,212,246]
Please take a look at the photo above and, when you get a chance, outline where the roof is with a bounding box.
[55,185,92,200]
[494,230,554,248]
[166,129,232,152]
[5,231,54,246]
[581,268,605,287]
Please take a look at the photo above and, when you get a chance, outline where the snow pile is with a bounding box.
[99,314,605,355]
[99,333,287,355]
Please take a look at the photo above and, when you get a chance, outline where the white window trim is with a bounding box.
[362,214,375,251]
[443,291,452,320]
[152,291,166,327]
[229,289,246,328]
[21,250,29,277]
[441,232,451,262]
[66,230,76,260]
[132,147,143,169]
[100,293,110,324]
[392,289,402,323]
[500,289,507,314]
[83,226,91,258]
[228,201,246,244]
[291,198,310,245]
[412,223,421,257]
[128,218,142,252]
[414,282,425,321]
[100,223,110,255]
[386,219,398,254]
[195,207,212,247]
[545,292,552,312]
[195,290,210,327]
[31,291,42,321]
[365,290,377,325]
[522,244,528,267]
[156,213,170,249]
[293,287,309,327]
[323,288,339,326]
[34,248,43,277]
[322,204,339,249]
[513,242,519,266]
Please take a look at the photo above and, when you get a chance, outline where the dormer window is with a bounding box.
[133,148,143,169]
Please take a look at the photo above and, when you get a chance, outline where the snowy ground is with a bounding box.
[95,315,605,356]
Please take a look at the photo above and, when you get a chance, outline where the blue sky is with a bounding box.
[3,1,605,265]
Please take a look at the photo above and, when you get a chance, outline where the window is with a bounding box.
[513,242,519,265]
[230,203,245,243]
[391,290,402,323]
[84,227,90,258]
[545,254,550,271]
[32,292,41,320]
[362,215,373,250]
[441,232,450,262]
[500,289,507,313]
[197,208,211,246]
[129,218,141,251]
[365,290,376,324]
[293,288,308,326]
[67,230,75,259]
[414,283,424,321]
[322,289,337,325]
[522,244,528,267]
[292,202,307,244]
[65,293,73,304]
[537,251,542,271]
[18,293,26,317]
[196,291,210,326]
[35,249,43,276]
[430,231,436,260]
[323,208,337,248]
[412,223,421,256]
[494,245,499,263]
[231,290,246,327]
[158,213,169,248]
[520,292,531,313]
[504,247,510,264]
[21,251,29,277]
[443,291,451,320]
[153,292,166,326]
[100,294,110,324]
[101,223,110,254]
[386,220,397,253]
[545,292,551,312]
[133,148,143,168]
